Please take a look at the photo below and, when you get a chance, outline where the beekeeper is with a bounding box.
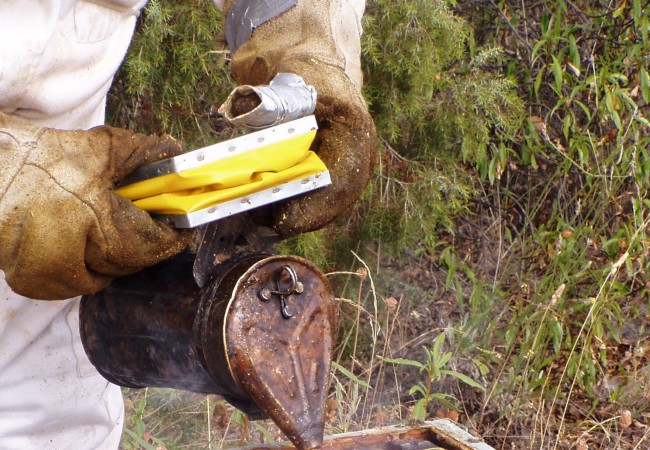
[0,0,375,448]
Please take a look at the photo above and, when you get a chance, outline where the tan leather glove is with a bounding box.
[224,0,377,238]
[0,113,191,300]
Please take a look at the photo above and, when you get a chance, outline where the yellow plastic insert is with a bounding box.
[117,130,323,215]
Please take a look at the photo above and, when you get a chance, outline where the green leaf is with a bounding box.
[528,374,548,393]
[332,361,372,389]
[440,369,486,391]
[436,352,453,371]
[534,69,544,97]
[431,333,447,361]
[529,150,538,169]
[135,420,145,437]
[640,67,650,104]
[608,73,628,86]
[605,90,622,129]
[123,428,158,450]
[471,357,490,376]
[379,356,425,370]
[633,0,642,21]
[530,38,547,65]
[613,0,627,18]
[562,113,573,140]
[551,55,564,93]
[409,384,427,397]
[427,392,460,411]
[551,320,564,354]
[411,398,428,420]
[573,99,592,121]
[569,35,580,70]
[488,155,498,184]
[634,115,650,130]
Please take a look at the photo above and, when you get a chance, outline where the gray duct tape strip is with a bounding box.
[219,73,317,129]
[226,0,298,52]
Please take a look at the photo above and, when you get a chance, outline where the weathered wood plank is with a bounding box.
[239,419,494,450]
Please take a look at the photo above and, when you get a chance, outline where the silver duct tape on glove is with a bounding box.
[218,73,317,129]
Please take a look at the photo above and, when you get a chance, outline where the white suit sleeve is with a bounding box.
[0,1,144,130]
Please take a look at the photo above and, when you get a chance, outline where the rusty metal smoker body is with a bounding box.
[80,252,337,449]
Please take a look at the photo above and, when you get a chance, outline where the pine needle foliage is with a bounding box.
[287,0,527,267]
[306,0,527,262]
[107,0,231,144]
[362,0,524,163]
[362,0,468,148]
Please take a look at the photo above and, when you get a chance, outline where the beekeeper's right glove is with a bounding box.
[223,0,377,238]
[0,113,191,300]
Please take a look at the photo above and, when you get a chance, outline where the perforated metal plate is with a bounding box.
[153,170,331,228]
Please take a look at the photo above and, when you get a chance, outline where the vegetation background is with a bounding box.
[107,0,650,448]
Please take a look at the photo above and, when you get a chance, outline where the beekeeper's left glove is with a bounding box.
[0,113,191,300]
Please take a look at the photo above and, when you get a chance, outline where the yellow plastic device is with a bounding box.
[116,115,330,228]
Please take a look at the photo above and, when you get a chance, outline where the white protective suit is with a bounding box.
[0,0,364,448]
[0,1,193,448]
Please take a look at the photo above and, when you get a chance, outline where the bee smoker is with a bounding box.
[79,252,337,450]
